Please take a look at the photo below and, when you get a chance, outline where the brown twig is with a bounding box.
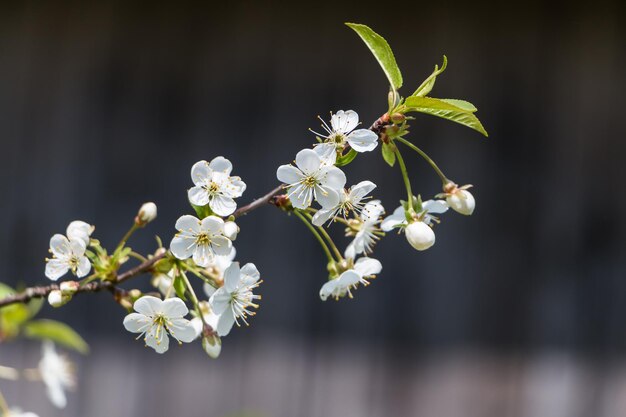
[233,184,284,218]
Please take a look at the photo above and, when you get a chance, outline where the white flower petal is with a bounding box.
[295,148,321,175]
[240,263,260,285]
[349,180,376,202]
[193,244,213,267]
[190,160,210,186]
[381,206,406,232]
[311,207,337,226]
[161,297,189,318]
[211,236,232,257]
[170,236,195,260]
[288,184,313,209]
[361,200,385,222]
[347,129,379,152]
[276,164,304,184]
[145,326,169,354]
[75,256,91,278]
[354,257,382,276]
[209,194,237,216]
[337,270,362,287]
[200,216,224,234]
[167,318,197,343]
[216,307,236,336]
[331,110,359,133]
[314,186,339,209]
[49,234,71,258]
[203,282,217,298]
[223,178,246,198]
[209,288,231,315]
[188,186,210,206]
[319,166,346,190]
[223,262,240,293]
[45,259,69,281]
[319,279,340,301]
[133,295,163,316]
[314,143,337,166]
[123,313,151,333]
[423,199,449,214]
[46,382,67,409]
[175,215,201,234]
[66,221,92,246]
[208,156,233,175]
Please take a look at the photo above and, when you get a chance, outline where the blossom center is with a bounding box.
[302,175,318,188]
[195,233,211,246]
[328,133,346,148]
[204,181,220,195]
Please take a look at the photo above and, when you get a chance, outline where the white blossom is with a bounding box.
[39,341,76,409]
[187,157,246,216]
[345,200,385,259]
[319,257,382,301]
[47,290,70,308]
[276,148,346,209]
[312,180,376,226]
[190,301,222,358]
[45,234,91,281]
[123,296,197,354]
[209,262,262,336]
[65,220,93,247]
[311,110,379,156]
[202,248,237,297]
[446,188,475,215]
[170,215,233,267]
[223,220,239,241]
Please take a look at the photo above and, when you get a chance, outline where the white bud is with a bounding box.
[223,221,239,241]
[48,290,70,307]
[405,221,435,251]
[137,202,157,224]
[202,334,222,359]
[59,281,79,295]
[446,189,475,216]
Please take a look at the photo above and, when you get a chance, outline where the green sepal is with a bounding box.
[191,204,213,219]
[346,23,403,90]
[335,149,358,167]
[23,319,89,354]
[381,142,396,167]
[173,274,187,301]
[412,55,447,97]
[404,96,488,137]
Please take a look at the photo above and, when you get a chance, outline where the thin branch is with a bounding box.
[233,184,284,218]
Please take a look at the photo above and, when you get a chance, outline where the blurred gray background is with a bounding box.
[1,1,625,416]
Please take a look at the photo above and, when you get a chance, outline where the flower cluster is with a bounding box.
[45,220,93,281]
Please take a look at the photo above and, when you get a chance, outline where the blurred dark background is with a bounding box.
[1,1,625,416]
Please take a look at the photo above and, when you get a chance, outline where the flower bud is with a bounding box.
[59,281,79,295]
[136,202,157,225]
[223,221,239,241]
[446,189,475,216]
[390,112,405,123]
[405,221,435,251]
[202,334,222,359]
[48,290,71,307]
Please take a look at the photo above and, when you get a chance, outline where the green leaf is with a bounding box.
[404,96,488,137]
[346,23,403,90]
[439,99,477,112]
[412,55,447,97]
[0,283,41,340]
[381,142,396,166]
[191,204,212,219]
[335,149,358,167]
[173,275,187,301]
[23,319,89,354]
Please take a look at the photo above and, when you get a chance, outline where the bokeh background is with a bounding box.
[1,1,625,416]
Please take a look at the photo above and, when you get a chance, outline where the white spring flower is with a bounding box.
[276,148,346,209]
[187,157,247,216]
[344,200,385,259]
[170,215,233,267]
[311,180,376,226]
[123,296,197,354]
[137,202,157,224]
[311,110,379,156]
[65,220,94,247]
[405,221,436,251]
[39,341,76,409]
[222,220,239,241]
[209,262,262,336]
[446,188,475,215]
[319,257,382,301]
[190,301,222,359]
[45,234,91,281]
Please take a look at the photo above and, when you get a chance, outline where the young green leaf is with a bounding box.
[439,99,477,112]
[23,319,89,354]
[404,96,488,137]
[412,55,447,97]
[381,142,396,166]
[346,23,403,90]
[173,274,187,301]
[191,203,212,219]
[335,149,358,167]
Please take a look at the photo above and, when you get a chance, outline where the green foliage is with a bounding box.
[23,319,89,354]
[412,55,447,97]
[0,283,42,340]
[335,149,358,167]
[192,203,213,219]
[346,23,403,91]
[404,96,488,137]
[439,98,477,112]
[381,142,396,166]
[173,274,187,301]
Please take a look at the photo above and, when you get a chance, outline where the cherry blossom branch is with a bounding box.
[232,184,284,218]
